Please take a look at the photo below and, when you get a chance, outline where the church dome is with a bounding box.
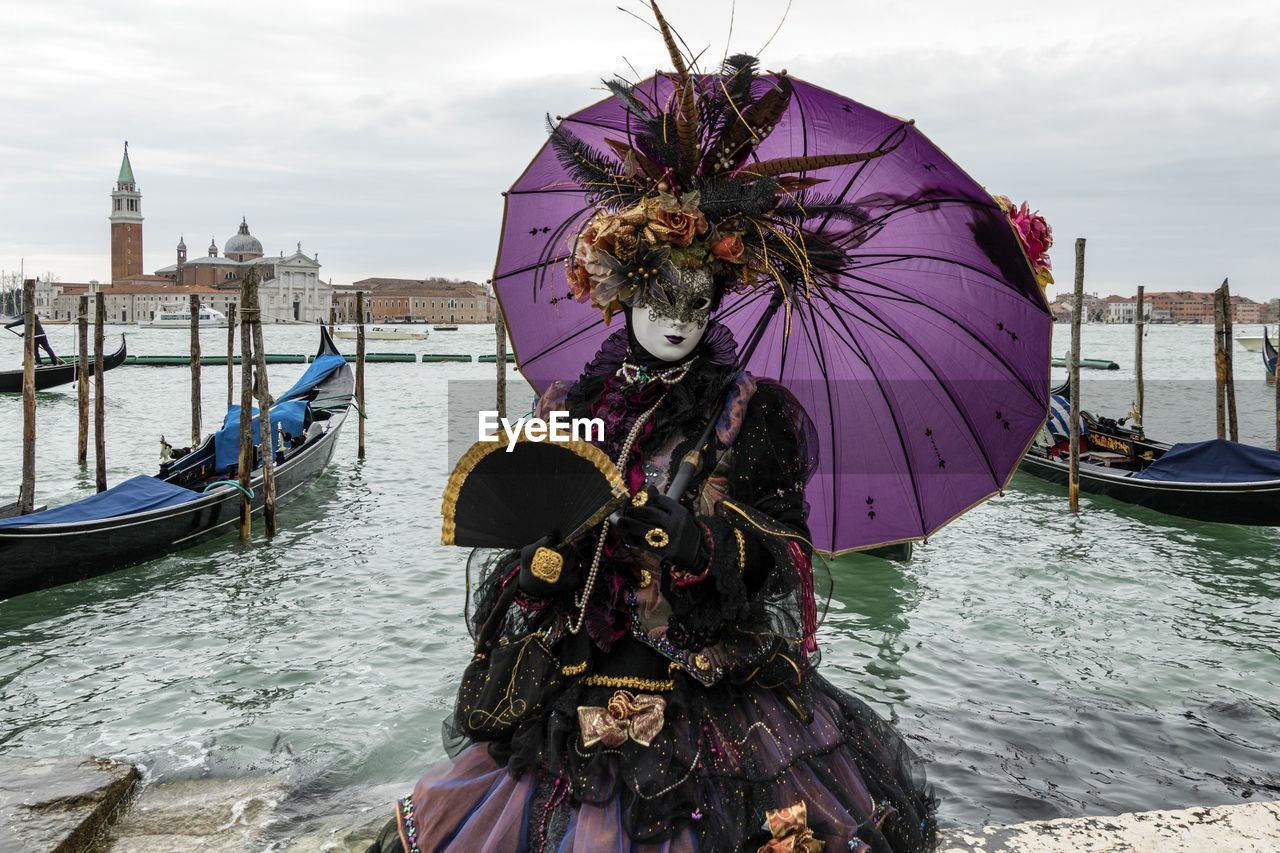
[225,217,263,258]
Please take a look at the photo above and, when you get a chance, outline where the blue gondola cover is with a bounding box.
[1132,439,1280,483]
[213,400,310,473]
[0,476,200,528]
[278,353,346,402]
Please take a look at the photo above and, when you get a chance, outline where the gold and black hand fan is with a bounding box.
[441,438,629,548]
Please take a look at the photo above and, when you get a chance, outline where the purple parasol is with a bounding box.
[493,72,1051,554]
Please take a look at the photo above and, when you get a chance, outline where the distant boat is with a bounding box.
[1020,385,1280,526]
[1235,327,1269,352]
[433,324,459,331]
[143,303,228,328]
[1051,355,1120,370]
[333,324,429,341]
[0,328,353,599]
[0,335,128,393]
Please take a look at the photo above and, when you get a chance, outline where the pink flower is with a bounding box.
[998,196,1054,288]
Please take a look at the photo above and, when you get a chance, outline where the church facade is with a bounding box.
[153,220,330,324]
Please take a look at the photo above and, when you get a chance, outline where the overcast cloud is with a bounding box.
[1,0,1276,300]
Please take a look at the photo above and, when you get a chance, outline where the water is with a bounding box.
[1,322,1277,834]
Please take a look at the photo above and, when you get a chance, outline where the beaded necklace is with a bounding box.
[569,390,667,635]
[616,357,695,387]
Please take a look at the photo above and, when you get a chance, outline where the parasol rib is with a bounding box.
[833,287,1002,488]
[834,268,1047,403]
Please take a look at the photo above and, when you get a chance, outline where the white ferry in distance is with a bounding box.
[143,303,229,328]
[333,324,429,341]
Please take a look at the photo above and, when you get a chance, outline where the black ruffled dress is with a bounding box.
[371,324,937,852]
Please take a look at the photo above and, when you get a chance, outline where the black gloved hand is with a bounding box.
[517,533,580,598]
[615,486,707,569]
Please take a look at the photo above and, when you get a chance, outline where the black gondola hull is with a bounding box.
[0,336,128,393]
[1019,451,1280,526]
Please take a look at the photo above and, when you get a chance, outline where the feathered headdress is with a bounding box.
[557,1,901,322]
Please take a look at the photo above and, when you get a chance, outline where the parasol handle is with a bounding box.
[665,288,785,499]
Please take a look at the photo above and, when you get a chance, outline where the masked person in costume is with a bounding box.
[369,12,938,852]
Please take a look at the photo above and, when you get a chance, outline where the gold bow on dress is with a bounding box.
[577,690,666,748]
[758,802,824,852]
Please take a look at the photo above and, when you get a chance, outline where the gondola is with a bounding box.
[1020,383,1280,525]
[1265,326,1276,381]
[0,335,128,393]
[0,328,353,599]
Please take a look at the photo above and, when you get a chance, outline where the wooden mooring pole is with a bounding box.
[495,309,507,420]
[1213,286,1227,441]
[190,293,202,446]
[226,304,236,409]
[94,292,107,493]
[1068,238,1085,514]
[328,304,335,335]
[18,279,37,514]
[1221,279,1238,442]
[248,275,278,536]
[1134,285,1144,430]
[355,290,366,460]
[77,294,89,465]
[238,273,255,540]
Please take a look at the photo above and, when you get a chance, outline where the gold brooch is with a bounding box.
[529,546,564,583]
[637,568,653,589]
[693,653,711,671]
[631,490,649,507]
[644,528,670,549]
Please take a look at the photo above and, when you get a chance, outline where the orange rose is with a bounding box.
[565,259,593,302]
[711,234,745,262]
[649,209,708,247]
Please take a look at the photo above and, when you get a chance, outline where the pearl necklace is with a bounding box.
[569,390,669,634]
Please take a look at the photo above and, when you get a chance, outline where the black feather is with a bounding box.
[546,116,645,208]
[770,192,876,229]
[603,78,651,120]
[696,175,778,221]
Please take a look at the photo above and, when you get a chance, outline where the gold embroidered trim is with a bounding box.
[734,528,746,571]
[561,661,588,676]
[720,500,815,548]
[582,674,675,692]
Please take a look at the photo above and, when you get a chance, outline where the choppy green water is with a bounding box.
[1,323,1277,833]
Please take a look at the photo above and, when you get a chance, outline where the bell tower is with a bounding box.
[176,235,187,283]
[110,141,144,281]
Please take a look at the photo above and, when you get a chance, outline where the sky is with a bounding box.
[1,0,1277,300]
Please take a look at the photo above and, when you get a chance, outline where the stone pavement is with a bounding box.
[5,756,1279,853]
[0,756,138,852]
[938,799,1280,853]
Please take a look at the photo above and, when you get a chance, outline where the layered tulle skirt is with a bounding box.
[371,671,936,852]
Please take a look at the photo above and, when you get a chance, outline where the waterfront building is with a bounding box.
[331,278,496,324]
[1050,291,1107,322]
[1054,288,1264,325]
[1143,290,1261,324]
